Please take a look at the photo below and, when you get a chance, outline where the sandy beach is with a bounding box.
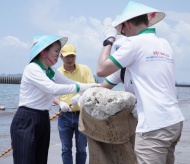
[0,102,190,164]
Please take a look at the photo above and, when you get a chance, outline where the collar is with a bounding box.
[33,59,55,79]
[138,28,156,35]
[62,63,79,73]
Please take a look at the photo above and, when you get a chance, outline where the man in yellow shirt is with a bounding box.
[54,44,95,164]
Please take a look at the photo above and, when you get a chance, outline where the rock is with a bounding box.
[79,87,136,120]
[0,106,5,110]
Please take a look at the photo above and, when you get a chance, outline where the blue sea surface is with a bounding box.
[0,84,20,111]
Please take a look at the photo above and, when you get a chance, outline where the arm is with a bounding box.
[25,64,99,95]
[97,38,119,77]
[100,81,114,90]
[96,26,120,77]
[100,70,121,90]
[53,97,61,105]
[25,64,78,95]
[54,68,77,84]
[53,97,72,112]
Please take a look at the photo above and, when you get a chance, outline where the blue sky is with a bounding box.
[0,0,190,83]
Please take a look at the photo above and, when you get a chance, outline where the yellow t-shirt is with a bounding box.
[57,63,95,111]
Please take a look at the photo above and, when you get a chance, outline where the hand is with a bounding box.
[59,101,72,112]
[71,93,81,106]
[131,104,138,119]
[103,25,117,40]
[115,24,123,35]
[78,83,100,92]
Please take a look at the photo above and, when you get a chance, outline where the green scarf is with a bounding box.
[33,59,55,80]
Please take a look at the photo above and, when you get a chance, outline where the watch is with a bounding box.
[103,39,113,46]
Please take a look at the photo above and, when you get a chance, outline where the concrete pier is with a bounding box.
[0,76,21,84]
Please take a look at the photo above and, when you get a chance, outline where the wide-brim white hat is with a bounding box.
[29,35,68,63]
[111,1,165,29]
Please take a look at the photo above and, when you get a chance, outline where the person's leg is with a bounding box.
[11,107,50,164]
[135,122,183,164]
[35,111,50,164]
[73,112,87,164]
[11,107,36,164]
[166,122,183,164]
[58,113,74,164]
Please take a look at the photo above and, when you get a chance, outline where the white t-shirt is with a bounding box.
[19,62,78,110]
[107,36,134,94]
[109,28,184,132]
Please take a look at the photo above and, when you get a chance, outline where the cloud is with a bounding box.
[0,36,30,74]
[54,16,104,73]
[1,0,189,83]
[166,11,190,24]
[0,36,29,49]
[28,0,62,32]
[27,1,116,73]
[153,11,190,83]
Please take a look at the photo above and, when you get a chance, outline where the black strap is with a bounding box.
[120,67,126,83]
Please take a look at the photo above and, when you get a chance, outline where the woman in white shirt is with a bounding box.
[10,35,99,164]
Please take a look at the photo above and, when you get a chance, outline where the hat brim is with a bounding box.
[111,1,165,33]
[29,35,68,63]
[112,12,165,31]
[61,52,76,57]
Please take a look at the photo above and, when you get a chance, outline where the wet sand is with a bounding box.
[0,104,190,164]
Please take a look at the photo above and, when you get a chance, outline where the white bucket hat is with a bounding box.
[29,35,68,63]
[111,1,165,30]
